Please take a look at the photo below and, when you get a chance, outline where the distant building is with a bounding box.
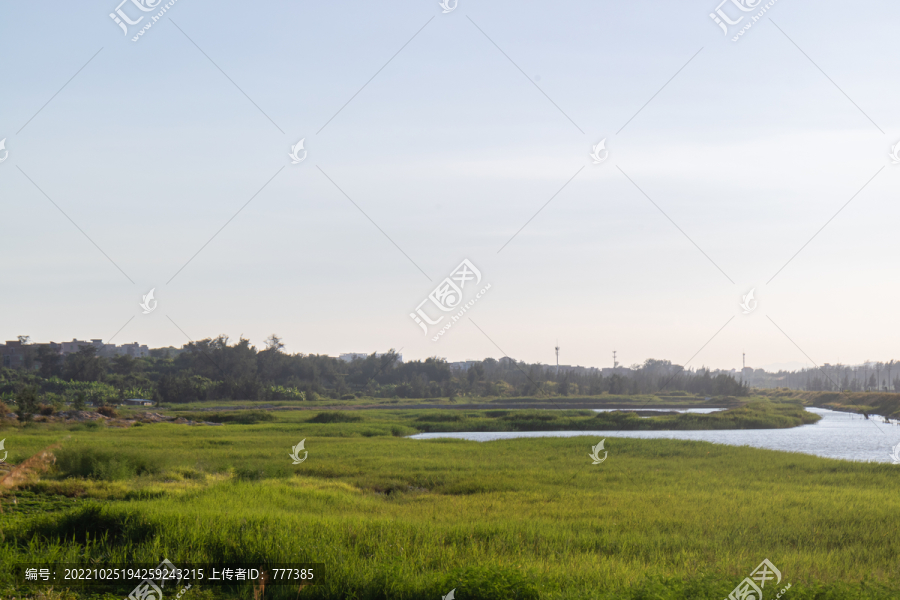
[0,338,149,369]
[122,399,153,406]
[339,352,402,363]
[116,342,150,358]
[59,339,148,358]
[601,367,633,376]
[547,364,600,375]
[60,339,102,355]
[449,360,479,371]
[0,340,63,369]
[0,340,28,369]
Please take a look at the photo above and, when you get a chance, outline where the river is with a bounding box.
[410,407,900,463]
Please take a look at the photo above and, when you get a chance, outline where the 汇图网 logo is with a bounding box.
[439,0,457,14]
[889,442,900,464]
[589,439,607,464]
[289,439,308,464]
[409,259,491,341]
[590,139,608,164]
[889,142,900,165]
[110,0,181,42]
[740,289,757,314]
[709,0,781,42]
[0,138,8,164]
[0,439,7,463]
[289,139,307,164]
[725,558,790,600]
[140,288,157,314]
[126,558,184,600]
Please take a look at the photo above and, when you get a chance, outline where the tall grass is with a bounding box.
[0,406,897,599]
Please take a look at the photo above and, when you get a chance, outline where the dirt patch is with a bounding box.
[0,443,61,490]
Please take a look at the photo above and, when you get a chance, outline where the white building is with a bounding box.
[339,352,402,363]
[59,339,149,358]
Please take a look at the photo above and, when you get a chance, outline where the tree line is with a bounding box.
[743,361,900,392]
[0,335,748,407]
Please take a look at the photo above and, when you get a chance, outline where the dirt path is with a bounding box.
[0,443,61,490]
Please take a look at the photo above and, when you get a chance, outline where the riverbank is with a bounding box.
[759,389,900,420]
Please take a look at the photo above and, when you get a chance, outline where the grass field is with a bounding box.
[1,400,898,599]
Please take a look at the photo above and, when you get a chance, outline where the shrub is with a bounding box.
[97,406,118,418]
[340,394,356,400]
[307,411,362,423]
[39,404,55,416]
[71,392,86,411]
[22,504,158,545]
[267,385,305,401]
[416,413,462,422]
[15,386,39,422]
[390,425,417,437]
[180,410,276,424]
[55,447,164,481]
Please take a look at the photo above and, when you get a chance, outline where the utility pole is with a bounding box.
[555,341,560,378]
[613,350,618,370]
[889,360,894,392]
[741,352,745,385]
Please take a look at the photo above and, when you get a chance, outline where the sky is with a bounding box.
[2,0,899,372]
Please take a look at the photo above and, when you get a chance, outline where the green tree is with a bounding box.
[15,386,39,422]
[36,346,63,378]
[64,346,105,382]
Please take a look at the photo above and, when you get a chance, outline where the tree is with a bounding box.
[608,374,625,395]
[64,346,105,382]
[467,363,485,386]
[36,346,62,378]
[15,386,39,422]
[264,334,284,352]
[110,355,138,376]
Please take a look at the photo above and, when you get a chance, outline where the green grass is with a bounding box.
[157,393,729,413]
[177,410,278,425]
[0,402,897,599]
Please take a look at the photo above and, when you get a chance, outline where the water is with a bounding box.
[410,408,900,463]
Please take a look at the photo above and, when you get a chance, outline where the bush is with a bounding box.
[72,392,86,411]
[97,406,118,418]
[416,413,462,422]
[267,385,305,401]
[15,386,39,422]
[39,404,55,416]
[307,411,363,423]
[55,447,164,480]
[22,504,158,545]
[390,425,417,437]
[179,410,276,424]
[340,394,356,400]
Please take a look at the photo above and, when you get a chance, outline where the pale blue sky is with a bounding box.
[2,0,899,371]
